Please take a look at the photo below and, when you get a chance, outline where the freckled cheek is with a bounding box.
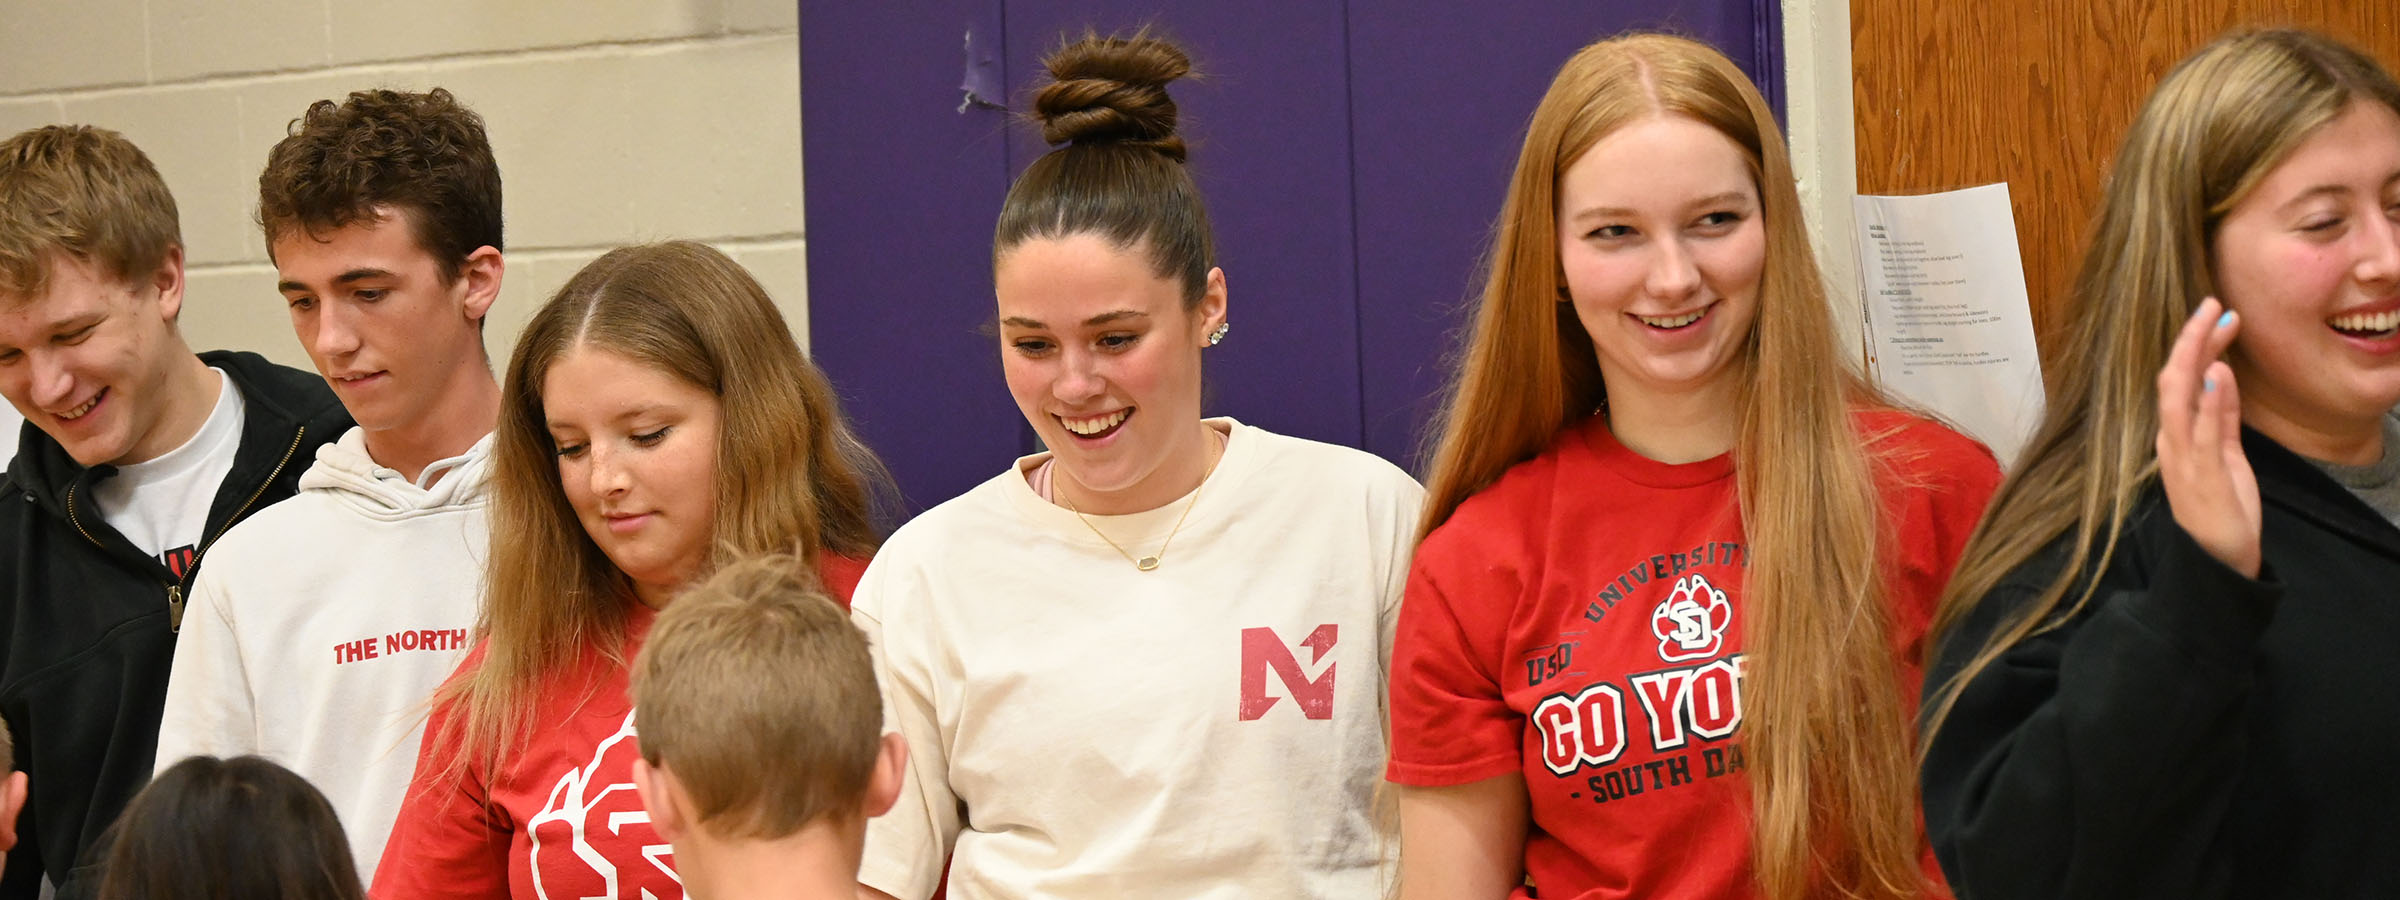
[1561,257,1642,311]
[687,456,718,503]
[556,464,595,520]
[676,449,719,518]
[1123,345,1172,394]
[1707,229,1768,299]
[93,350,141,394]
[2223,240,2338,315]
[1000,359,1058,416]
[2275,244,2350,300]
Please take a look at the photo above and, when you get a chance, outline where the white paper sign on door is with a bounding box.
[1854,183,2046,469]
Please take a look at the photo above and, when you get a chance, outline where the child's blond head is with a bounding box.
[632,554,885,838]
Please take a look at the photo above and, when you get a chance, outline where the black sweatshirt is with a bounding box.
[1922,427,2400,900]
[0,351,348,900]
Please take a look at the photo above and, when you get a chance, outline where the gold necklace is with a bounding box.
[1056,430,1223,572]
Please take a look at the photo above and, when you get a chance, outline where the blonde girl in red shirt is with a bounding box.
[373,241,887,899]
[1387,33,1999,900]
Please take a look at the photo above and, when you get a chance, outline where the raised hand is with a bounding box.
[2155,297,2262,578]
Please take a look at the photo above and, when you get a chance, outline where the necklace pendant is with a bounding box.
[1137,556,1161,571]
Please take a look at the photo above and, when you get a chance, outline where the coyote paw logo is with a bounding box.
[526,710,680,899]
[1649,574,1732,662]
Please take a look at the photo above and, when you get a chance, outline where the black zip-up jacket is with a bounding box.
[1923,426,2400,899]
[0,350,347,900]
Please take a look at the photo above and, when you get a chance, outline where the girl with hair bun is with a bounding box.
[1387,33,2000,900]
[850,31,1423,900]
[1921,28,2400,900]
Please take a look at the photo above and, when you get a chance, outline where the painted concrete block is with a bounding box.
[328,0,717,66]
[723,239,810,351]
[0,0,149,92]
[724,0,799,34]
[148,0,328,81]
[60,86,253,266]
[182,262,309,369]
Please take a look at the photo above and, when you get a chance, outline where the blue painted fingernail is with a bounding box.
[2204,377,2217,392]
[2217,311,2234,328]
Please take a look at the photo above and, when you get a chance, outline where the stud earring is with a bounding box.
[1207,321,1230,346]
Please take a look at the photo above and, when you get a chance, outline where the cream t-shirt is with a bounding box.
[853,419,1423,900]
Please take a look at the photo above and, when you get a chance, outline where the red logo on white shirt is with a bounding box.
[1649,574,1732,662]
[526,710,681,900]
[1239,624,1338,721]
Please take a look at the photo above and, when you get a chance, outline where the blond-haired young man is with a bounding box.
[0,125,347,898]
[630,555,908,900]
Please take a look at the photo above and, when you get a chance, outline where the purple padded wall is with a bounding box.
[801,0,1018,512]
[803,1,1780,512]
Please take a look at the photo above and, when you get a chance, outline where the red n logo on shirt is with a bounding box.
[1239,624,1338,721]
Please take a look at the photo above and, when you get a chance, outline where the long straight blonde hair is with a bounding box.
[434,240,888,779]
[1923,31,2400,745]
[1416,33,1921,900]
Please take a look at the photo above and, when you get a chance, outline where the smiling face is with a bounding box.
[0,251,197,466]
[272,209,499,457]
[543,345,722,606]
[995,233,1226,515]
[1556,113,1765,412]
[2213,98,2400,457]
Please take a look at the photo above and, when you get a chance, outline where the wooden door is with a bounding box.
[1851,1,2400,351]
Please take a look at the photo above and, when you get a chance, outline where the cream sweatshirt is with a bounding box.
[155,426,491,882]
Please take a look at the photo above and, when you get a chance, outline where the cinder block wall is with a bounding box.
[0,0,811,370]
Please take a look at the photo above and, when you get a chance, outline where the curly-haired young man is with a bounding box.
[151,87,505,882]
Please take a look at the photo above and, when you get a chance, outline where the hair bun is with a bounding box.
[1032,33,1191,159]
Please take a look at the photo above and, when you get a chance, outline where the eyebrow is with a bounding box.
[2281,171,2400,211]
[0,313,103,352]
[277,267,398,294]
[2279,184,2354,211]
[1569,191,1753,223]
[546,404,678,433]
[1000,309,1151,330]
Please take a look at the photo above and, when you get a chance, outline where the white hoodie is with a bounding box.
[156,426,492,881]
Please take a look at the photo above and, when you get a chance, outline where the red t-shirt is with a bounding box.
[1388,410,1999,900]
[371,554,870,900]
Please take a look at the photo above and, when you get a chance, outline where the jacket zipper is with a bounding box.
[63,425,309,634]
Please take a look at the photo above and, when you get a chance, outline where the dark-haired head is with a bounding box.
[994,30,1213,305]
[257,87,503,284]
[97,756,363,900]
[991,31,1233,517]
